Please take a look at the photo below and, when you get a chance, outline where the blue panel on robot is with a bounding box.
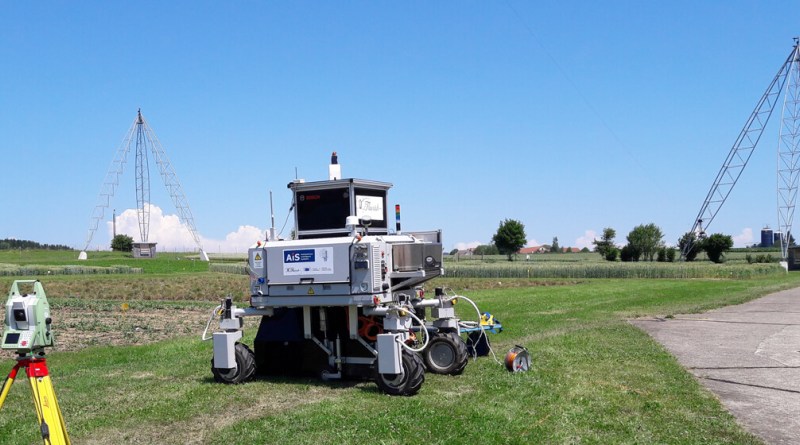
[284,249,315,263]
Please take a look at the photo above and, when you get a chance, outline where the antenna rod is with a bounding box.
[268,191,277,241]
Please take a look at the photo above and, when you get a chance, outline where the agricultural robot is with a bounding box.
[205,153,498,395]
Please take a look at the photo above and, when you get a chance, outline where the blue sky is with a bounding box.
[1,1,798,253]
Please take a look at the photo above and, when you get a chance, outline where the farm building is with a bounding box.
[518,246,581,254]
[519,246,549,254]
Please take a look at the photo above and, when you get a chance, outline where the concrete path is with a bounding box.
[631,288,800,445]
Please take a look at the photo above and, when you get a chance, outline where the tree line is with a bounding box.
[594,225,734,263]
[0,239,73,251]
[450,219,739,264]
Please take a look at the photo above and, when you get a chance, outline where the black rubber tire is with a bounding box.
[375,349,425,396]
[211,342,257,384]
[422,332,469,375]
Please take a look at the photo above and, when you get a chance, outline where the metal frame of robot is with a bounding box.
[211,176,465,392]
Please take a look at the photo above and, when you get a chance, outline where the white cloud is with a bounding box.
[203,225,266,254]
[526,239,541,247]
[108,204,265,253]
[574,230,598,250]
[453,241,482,250]
[733,227,754,247]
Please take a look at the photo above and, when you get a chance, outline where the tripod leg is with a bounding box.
[0,363,21,411]
[30,375,70,445]
[26,361,70,445]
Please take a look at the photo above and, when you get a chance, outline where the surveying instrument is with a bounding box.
[0,280,70,444]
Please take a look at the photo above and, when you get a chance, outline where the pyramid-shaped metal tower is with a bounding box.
[79,110,209,261]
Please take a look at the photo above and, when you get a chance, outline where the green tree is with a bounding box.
[0,238,72,251]
[492,219,527,261]
[619,244,636,262]
[593,227,618,261]
[111,234,134,252]
[448,248,459,255]
[656,247,676,262]
[703,233,733,263]
[678,232,701,261]
[473,244,499,255]
[550,237,560,253]
[626,223,664,261]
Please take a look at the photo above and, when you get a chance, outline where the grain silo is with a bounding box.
[761,227,774,248]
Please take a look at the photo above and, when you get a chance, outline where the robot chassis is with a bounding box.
[208,157,473,396]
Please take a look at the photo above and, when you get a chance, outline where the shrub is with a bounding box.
[620,245,637,262]
[749,254,775,264]
[704,233,734,264]
[111,234,134,252]
[657,247,676,262]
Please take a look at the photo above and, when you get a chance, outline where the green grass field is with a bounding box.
[0,250,209,274]
[2,262,799,443]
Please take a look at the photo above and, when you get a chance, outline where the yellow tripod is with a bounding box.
[0,355,70,445]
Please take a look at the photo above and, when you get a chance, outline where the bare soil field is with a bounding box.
[0,273,258,359]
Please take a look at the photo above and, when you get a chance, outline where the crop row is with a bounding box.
[444,262,784,279]
[209,263,249,275]
[0,263,143,276]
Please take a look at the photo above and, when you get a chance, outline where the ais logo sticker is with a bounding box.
[282,247,334,276]
[284,249,315,263]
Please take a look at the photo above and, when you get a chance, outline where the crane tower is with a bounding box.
[683,39,800,263]
[79,110,209,261]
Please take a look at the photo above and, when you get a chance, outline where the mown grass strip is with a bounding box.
[0,250,209,274]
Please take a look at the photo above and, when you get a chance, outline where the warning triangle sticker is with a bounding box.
[255,253,262,260]
[307,287,315,295]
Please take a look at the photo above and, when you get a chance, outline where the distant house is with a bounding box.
[517,245,581,254]
[518,246,549,254]
[456,248,475,256]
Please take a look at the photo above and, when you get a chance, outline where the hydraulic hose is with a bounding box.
[201,305,223,341]
[396,307,430,353]
[444,291,502,365]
